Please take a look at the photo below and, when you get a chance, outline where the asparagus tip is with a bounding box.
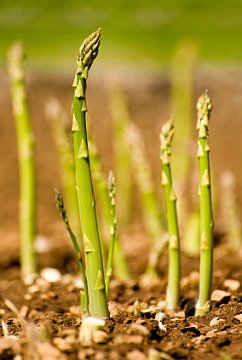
[160,117,174,163]
[7,41,25,81]
[77,28,101,75]
[196,90,212,124]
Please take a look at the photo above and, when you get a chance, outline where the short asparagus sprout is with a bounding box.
[72,29,109,318]
[7,42,37,279]
[160,118,180,309]
[55,189,89,315]
[195,90,214,316]
[105,171,117,297]
[87,118,130,281]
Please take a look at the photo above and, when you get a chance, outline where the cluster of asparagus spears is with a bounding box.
[7,29,223,319]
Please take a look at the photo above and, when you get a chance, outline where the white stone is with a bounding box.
[40,268,62,283]
[223,279,240,292]
[211,289,230,302]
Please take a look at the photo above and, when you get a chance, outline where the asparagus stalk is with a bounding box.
[195,91,214,316]
[105,171,117,297]
[160,119,180,309]
[7,42,37,279]
[109,85,132,229]
[72,29,109,318]
[45,99,81,242]
[127,123,166,277]
[55,189,89,315]
[87,118,130,280]
[171,39,200,254]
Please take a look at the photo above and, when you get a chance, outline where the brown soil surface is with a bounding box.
[0,68,242,359]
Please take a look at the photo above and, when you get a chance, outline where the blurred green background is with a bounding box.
[1,0,242,71]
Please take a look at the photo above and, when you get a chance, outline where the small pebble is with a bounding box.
[24,294,32,301]
[73,276,84,289]
[114,334,143,345]
[92,330,110,344]
[28,285,40,294]
[108,301,121,318]
[234,313,242,322]
[210,317,225,327]
[34,235,51,253]
[223,279,240,292]
[69,306,81,316]
[211,289,230,302]
[127,324,150,337]
[127,349,147,360]
[40,268,62,283]
[53,337,73,351]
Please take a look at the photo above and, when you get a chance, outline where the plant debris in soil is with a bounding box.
[0,245,241,360]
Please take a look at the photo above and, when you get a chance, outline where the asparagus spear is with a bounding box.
[160,118,180,309]
[55,189,89,315]
[72,29,109,318]
[105,171,117,297]
[87,118,130,280]
[7,42,37,279]
[195,91,214,316]
[109,85,132,229]
[45,99,81,243]
[127,123,166,277]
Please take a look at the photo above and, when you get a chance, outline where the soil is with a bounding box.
[0,67,242,359]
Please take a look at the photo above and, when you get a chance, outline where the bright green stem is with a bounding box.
[88,120,130,280]
[109,86,132,229]
[55,189,89,315]
[7,42,36,279]
[72,29,108,318]
[127,123,166,277]
[195,91,214,316]
[45,100,81,243]
[160,119,180,309]
[105,172,117,297]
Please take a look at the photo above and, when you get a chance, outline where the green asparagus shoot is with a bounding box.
[7,42,37,280]
[109,85,132,229]
[55,189,89,315]
[160,118,180,309]
[72,29,109,318]
[195,90,214,316]
[45,99,81,243]
[127,123,166,278]
[87,117,130,280]
[105,171,117,297]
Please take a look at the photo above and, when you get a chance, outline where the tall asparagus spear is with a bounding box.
[7,42,37,279]
[160,119,180,309]
[195,91,214,316]
[72,29,109,318]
